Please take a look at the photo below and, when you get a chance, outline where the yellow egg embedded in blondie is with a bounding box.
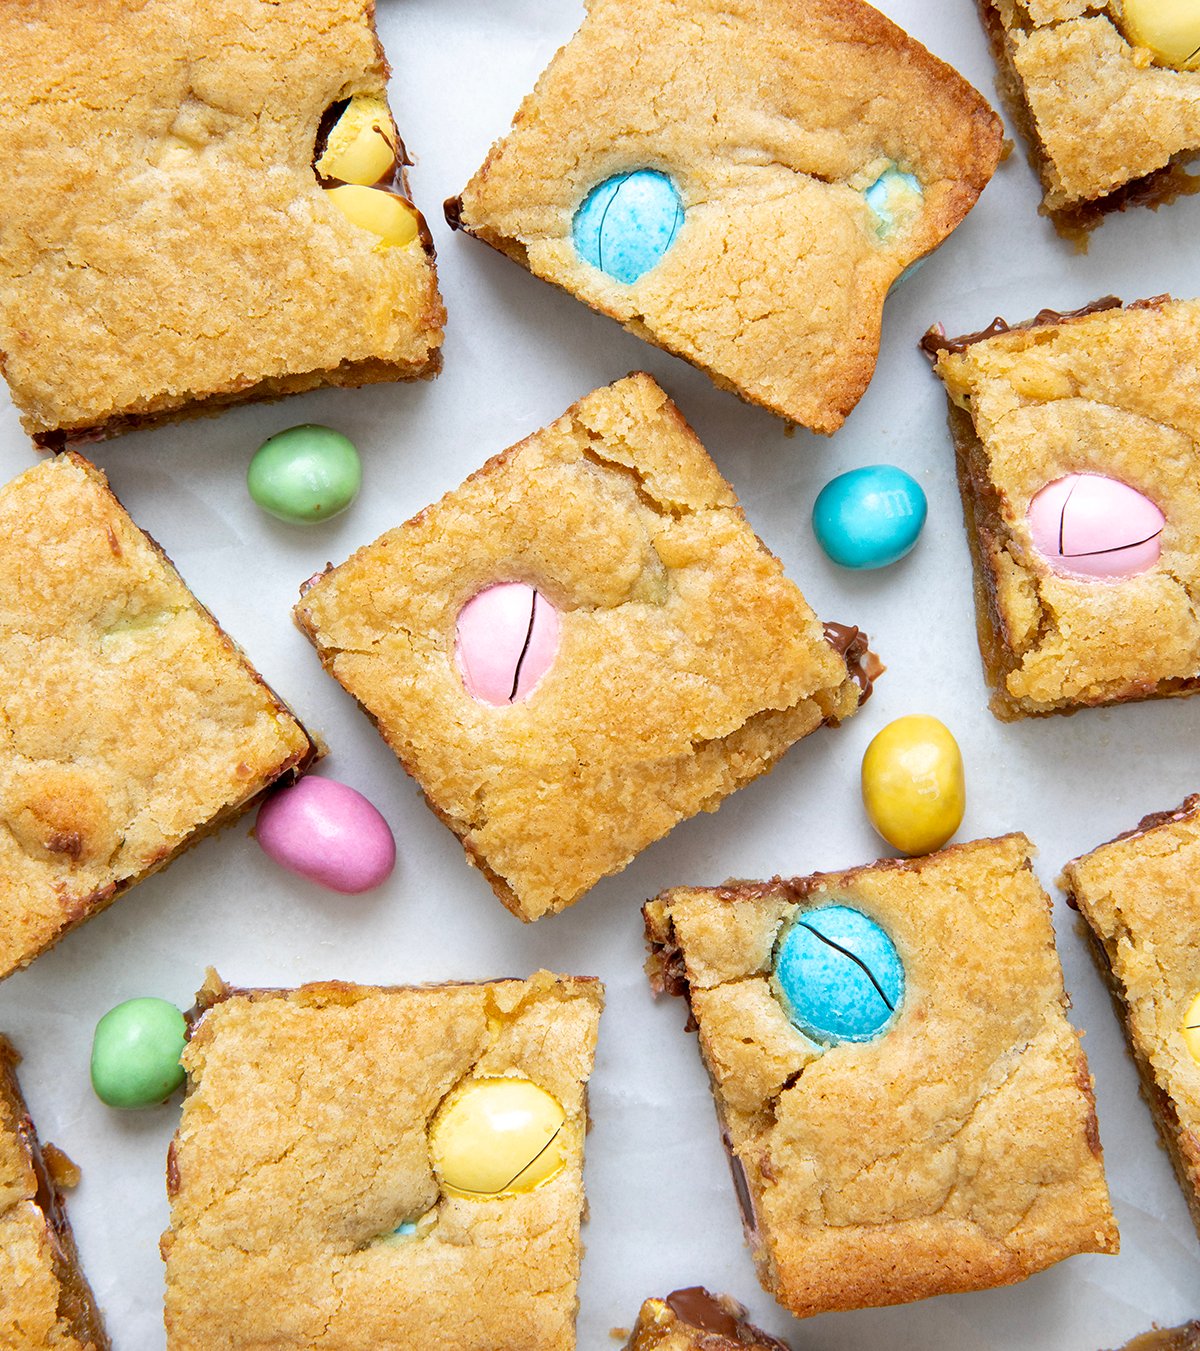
[1119,0,1200,70]
[325,184,419,247]
[317,93,397,185]
[1184,991,1200,1064]
[430,1077,567,1197]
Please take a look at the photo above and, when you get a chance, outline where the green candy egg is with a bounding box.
[90,997,187,1109]
[247,424,362,524]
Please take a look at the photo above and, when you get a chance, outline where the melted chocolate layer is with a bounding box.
[823,622,884,704]
[920,296,1124,358]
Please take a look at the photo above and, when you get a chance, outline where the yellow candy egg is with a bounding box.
[861,715,965,856]
[1184,991,1200,1065]
[1119,0,1200,69]
[317,94,398,186]
[429,1077,567,1198]
[326,184,419,248]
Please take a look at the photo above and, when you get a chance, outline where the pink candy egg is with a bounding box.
[455,582,561,706]
[1027,473,1164,579]
[255,777,396,894]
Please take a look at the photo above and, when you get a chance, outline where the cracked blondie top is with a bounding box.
[645,835,1118,1319]
[162,971,602,1351]
[1061,798,1200,1241]
[0,1036,108,1351]
[449,0,1002,435]
[0,454,315,980]
[926,296,1200,720]
[977,0,1200,227]
[295,374,873,921]
[0,0,444,447]
[624,1288,790,1350]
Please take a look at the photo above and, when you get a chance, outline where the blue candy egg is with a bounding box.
[812,465,927,570]
[774,905,904,1045]
[864,167,923,237]
[572,170,684,284]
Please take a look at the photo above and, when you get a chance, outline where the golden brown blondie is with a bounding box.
[976,0,1200,232]
[162,971,603,1351]
[0,454,316,980]
[1112,1327,1200,1351]
[645,835,1118,1319]
[0,1036,108,1351]
[1061,798,1200,1241]
[296,374,876,921]
[448,0,1002,434]
[624,1288,790,1351]
[0,0,444,447]
[925,295,1200,720]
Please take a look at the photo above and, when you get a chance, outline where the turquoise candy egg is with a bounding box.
[90,997,188,1109]
[774,905,904,1045]
[864,167,923,237]
[572,170,684,284]
[247,424,362,524]
[812,465,927,570]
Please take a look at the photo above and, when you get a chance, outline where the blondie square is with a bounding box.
[1061,797,1200,1241]
[1113,1328,1200,1351]
[162,971,603,1351]
[0,454,316,980]
[924,295,1200,720]
[644,835,1118,1319]
[295,374,876,922]
[624,1288,789,1351]
[976,0,1200,232]
[448,0,1002,435]
[0,0,444,448]
[0,1036,108,1351]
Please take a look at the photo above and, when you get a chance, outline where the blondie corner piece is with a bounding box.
[975,0,1200,234]
[1111,1326,1200,1351]
[162,971,603,1351]
[295,374,878,921]
[0,454,316,980]
[0,0,444,448]
[0,1036,109,1351]
[644,835,1118,1319]
[1061,798,1200,1242]
[448,0,1002,434]
[924,294,1200,720]
[624,1288,791,1351]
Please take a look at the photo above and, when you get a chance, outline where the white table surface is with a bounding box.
[3,1,1199,1346]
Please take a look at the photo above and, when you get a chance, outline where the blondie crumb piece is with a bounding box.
[0,1036,109,1351]
[162,972,603,1351]
[645,836,1118,1318]
[296,374,874,921]
[1061,800,1200,1241]
[0,454,316,980]
[624,1288,790,1350]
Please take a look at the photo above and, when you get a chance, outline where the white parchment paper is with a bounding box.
[2,1,1199,1346]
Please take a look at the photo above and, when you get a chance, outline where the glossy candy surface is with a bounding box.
[255,777,396,894]
[430,1077,567,1197]
[325,184,420,247]
[1119,0,1200,69]
[248,425,362,524]
[861,715,965,855]
[317,95,397,186]
[812,465,927,569]
[455,583,561,705]
[1027,473,1165,579]
[572,170,684,284]
[1185,992,1200,1065]
[90,998,187,1109]
[864,167,923,237]
[774,905,904,1045]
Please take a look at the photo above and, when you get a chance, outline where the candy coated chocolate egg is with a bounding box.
[317,94,397,186]
[248,425,362,524]
[255,777,396,893]
[430,1077,567,1197]
[90,998,187,1109]
[1027,473,1164,579]
[1119,0,1200,68]
[1185,992,1200,1065]
[812,465,927,569]
[573,170,684,284]
[774,905,904,1044]
[326,184,419,247]
[455,583,561,706]
[861,715,965,856]
[864,167,923,236]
